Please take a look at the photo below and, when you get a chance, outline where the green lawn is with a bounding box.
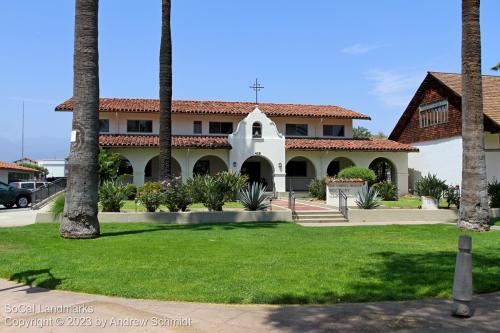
[115,200,243,212]
[380,196,454,209]
[1,223,499,304]
[492,218,500,226]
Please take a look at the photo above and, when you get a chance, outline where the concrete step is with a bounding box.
[297,212,343,218]
[294,210,341,215]
[296,215,345,220]
[297,218,349,223]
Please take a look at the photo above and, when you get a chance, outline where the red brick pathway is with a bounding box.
[271,199,330,211]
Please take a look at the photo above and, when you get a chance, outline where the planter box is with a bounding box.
[348,208,458,223]
[326,180,365,207]
[421,196,438,210]
[35,210,293,224]
[490,208,500,218]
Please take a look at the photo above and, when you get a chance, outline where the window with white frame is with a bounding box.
[419,100,449,128]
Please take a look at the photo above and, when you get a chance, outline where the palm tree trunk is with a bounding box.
[458,0,490,231]
[60,0,100,238]
[159,0,173,181]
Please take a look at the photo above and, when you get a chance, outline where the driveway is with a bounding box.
[0,279,499,332]
[0,207,36,227]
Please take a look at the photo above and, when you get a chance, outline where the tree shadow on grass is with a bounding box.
[264,250,500,332]
[7,269,64,293]
[100,222,283,238]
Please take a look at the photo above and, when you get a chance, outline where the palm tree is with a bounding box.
[60,0,100,238]
[492,63,500,71]
[159,0,173,181]
[458,0,490,231]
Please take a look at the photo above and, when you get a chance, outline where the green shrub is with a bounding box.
[99,181,125,212]
[338,167,376,183]
[444,185,461,208]
[355,185,380,209]
[372,181,398,201]
[163,177,192,212]
[123,183,137,200]
[240,183,270,211]
[137,182,163,212]
[488,180,500,208]
[98,147,122,183]
[308,178,326,200]
[186,175,208,203]
[415,174,447,200]
[217,171,248,201]
[50,194,65,220]
[203,175,232,211]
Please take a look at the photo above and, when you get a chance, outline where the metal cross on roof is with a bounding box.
[250,78,264,105]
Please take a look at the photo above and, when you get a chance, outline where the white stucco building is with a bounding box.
[56,98,417,194]
[390,72,500,189]
[37,159,67,179]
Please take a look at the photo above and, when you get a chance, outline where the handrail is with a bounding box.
[31,178,67,209]
[338,189,348,219]
[288,190,297,220]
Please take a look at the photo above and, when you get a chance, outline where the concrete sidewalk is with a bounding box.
[298,221,456,227]
[0,279,499,332]
[0,208,36,227]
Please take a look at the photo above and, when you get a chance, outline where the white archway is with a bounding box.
[240,155,274,191]
[285,156,317,191]
[327,157,355,177]
[192,155,228,176]
[145,156,182,182]
[369,157,397,184]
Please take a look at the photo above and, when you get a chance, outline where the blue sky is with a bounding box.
[0,0,499,162]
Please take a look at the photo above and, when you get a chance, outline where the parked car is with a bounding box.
[0,181,32,208]
[9,181,48,192]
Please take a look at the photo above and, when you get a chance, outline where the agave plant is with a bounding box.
[355,185,380,209]
[240,183,270,211]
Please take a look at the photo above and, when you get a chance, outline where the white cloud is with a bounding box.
[366,69,421,107]
[341,43,378,55]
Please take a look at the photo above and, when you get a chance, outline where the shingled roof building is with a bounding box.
[56,98,417,193]
[389,72,500,188]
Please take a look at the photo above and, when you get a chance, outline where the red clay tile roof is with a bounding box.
[285,138,418,152]
[0,161,40,173]
[99,135,417,152]
[430,72,500,125]
[99,135,231,149]
[389,72,500,140]
[429,72,500,125]
[56,98,371,120]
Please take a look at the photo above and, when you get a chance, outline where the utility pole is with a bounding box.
[21,101,25,158]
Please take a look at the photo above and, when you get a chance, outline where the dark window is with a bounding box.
[99,119,110,133]
[209,122,233,134]
[252,122,262,138]
[21,183,35,190]
[323,125,345,137]
[193,121,202,134]
[0,183,10,190]
[127,120,153,133]
[286,161,307,177]
[286,124,308,136]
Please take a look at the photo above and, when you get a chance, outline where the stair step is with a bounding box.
[298,219,349,223]
[296,215,345,220]
[297,213,343,218]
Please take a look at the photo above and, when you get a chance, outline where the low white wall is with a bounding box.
[348,208,459,223]
[326,182,364,207]
[36,210,292,224]
[408,136,462,188]
[491,208,500,218]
